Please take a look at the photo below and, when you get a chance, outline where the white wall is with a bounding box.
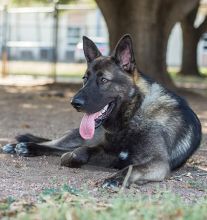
[5,8,108,61]
[167,23,182,67]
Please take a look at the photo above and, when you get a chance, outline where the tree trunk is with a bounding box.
[180,2,207,77]
[106,17,171,87]
[180,24,200,76]
[96,0,200,89]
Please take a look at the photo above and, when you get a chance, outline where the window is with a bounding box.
[67,27,81,49]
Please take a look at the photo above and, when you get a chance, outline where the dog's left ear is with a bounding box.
[112,34,136,75]
[83,36,102,63]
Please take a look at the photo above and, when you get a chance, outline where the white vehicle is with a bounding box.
[74,37,109,62]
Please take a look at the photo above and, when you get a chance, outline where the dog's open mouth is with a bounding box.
[79,102,114,140]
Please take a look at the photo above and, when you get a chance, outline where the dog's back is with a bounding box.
[136,75,202,170]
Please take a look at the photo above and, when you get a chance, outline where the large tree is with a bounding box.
[180,2,207,77]
[96,0,200,88]
[11,0,200,87]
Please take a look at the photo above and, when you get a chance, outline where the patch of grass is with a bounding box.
[0,197,15,211]
[168,68,207,92]
[41,184,80,197]
[168,67,207,77]
[6,62,207,85]
[0,185,207,220]
[169,70,207,82]
[187,179,207,192]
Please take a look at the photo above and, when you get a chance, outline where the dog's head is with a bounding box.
[71,34,139,139]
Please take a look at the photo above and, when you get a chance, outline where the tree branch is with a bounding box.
[166,0,200,30]
[198,15,207,36]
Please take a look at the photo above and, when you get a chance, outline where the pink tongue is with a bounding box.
[79,112,100,140]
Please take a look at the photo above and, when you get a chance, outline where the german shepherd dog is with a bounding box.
[2,35,202,187]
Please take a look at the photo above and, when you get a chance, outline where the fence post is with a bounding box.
[1,5,8,78]
[51,0,59,82]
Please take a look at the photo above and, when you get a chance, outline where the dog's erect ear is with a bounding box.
[112,34,136,74]
[83,36,102,63]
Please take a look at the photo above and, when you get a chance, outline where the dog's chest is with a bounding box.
[103,129,135,155]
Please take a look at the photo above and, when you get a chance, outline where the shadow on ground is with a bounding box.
[0,83,206,202]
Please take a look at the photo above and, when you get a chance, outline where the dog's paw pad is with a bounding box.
[15,143,29,156]
[2,144,15,154]
[102,179,120,189]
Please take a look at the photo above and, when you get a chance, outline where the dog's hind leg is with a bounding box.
[102,159,170,188]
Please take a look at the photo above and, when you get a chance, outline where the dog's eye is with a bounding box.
[82,76,88,84]
[100,77,108,84]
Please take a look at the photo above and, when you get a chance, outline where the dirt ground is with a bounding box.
[0,82,206,202]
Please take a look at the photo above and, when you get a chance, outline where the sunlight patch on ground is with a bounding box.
[21,103,38,109]
[0,75,53,86]
[202,126,207,134]
[198,111,207,134]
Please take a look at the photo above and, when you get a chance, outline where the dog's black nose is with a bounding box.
[71,97,85,111]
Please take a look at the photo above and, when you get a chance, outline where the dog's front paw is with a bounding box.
[61,147,89,168]
[61,152,80,167]
[60,151,87,168]
[2,144,16,154]
[15,143,29,156]
[2,142,31,156]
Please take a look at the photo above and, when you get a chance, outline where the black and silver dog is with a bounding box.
[3,35,202,187]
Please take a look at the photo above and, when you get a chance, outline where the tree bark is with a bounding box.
[96,0,200,89]
[180,23,200,76]
[180,3,207,77]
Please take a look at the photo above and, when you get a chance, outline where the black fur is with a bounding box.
[2,34,202,187]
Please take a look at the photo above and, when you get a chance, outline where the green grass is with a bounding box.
[4,61,207,84]
[0,185,207,220]
[168,67,207,76]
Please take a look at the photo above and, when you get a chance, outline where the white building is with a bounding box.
[0,6,108,62]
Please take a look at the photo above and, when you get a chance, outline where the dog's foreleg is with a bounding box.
[2,127,105,158]
[15,133,50,143]
[2,129,80,156]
